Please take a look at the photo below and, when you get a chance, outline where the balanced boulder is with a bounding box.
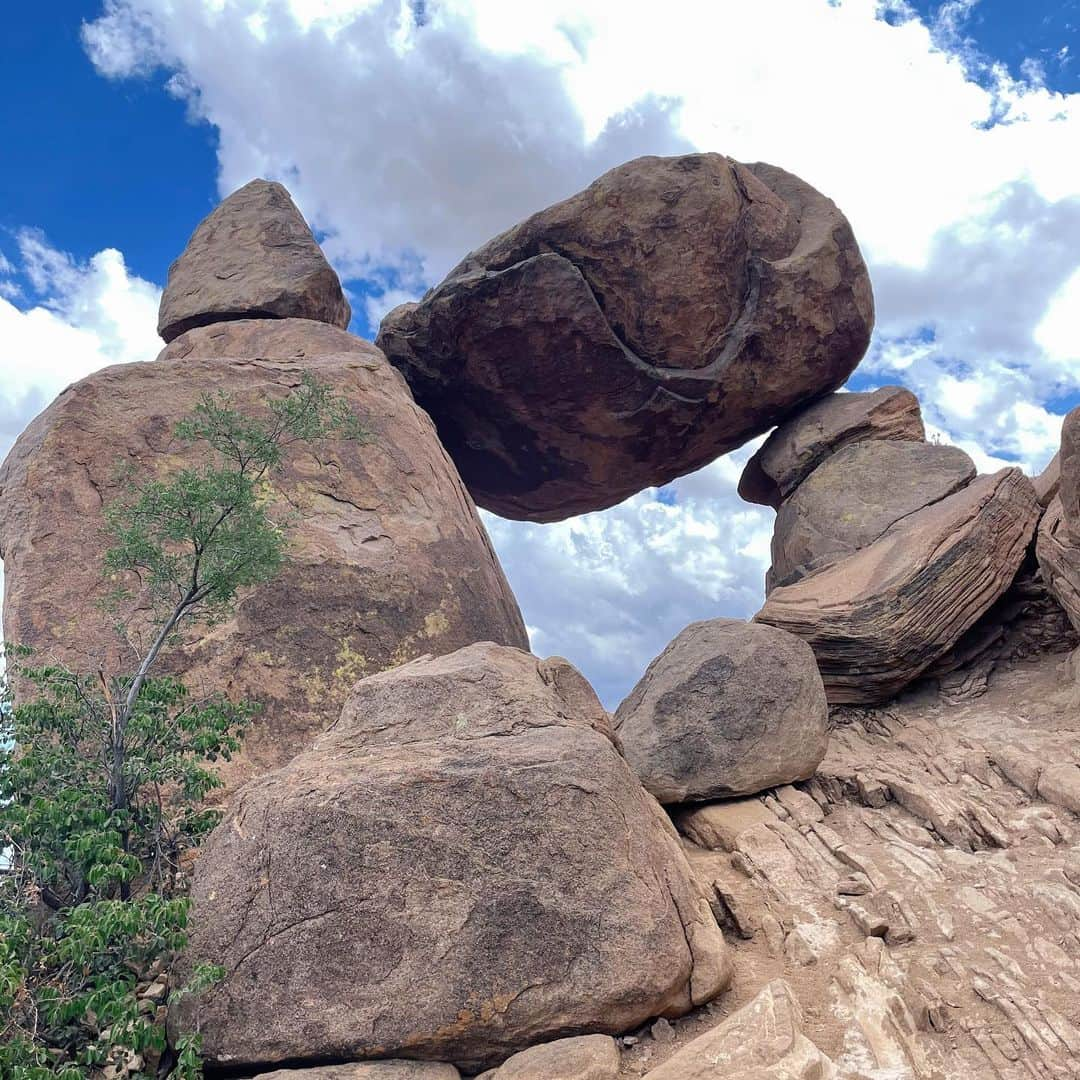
[157,179,351,342]
[758,469,1040,703]
[613,619,828,803]
[739,385,925,508]
[0,318,528,793]
[378,153,873,522]
[769,440,975,590]
[172,644,731,1073]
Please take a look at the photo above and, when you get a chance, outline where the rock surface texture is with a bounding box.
[0,318,527,792]
[377,153,874,521]
[1038,407,1080,629]
[172,644,731,1073]
[757,469,1040,703]
[739,385,925,508]
[246,1066,460,1080]
[157,179,351,342]
[613,619,828,802]
[769,440,976,590]
[475,1035,619,1080]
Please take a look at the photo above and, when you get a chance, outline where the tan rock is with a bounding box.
[157,179,350,342]
[614,619,828,802]
[378,153,873,522]
[769,440,975,589]
[1034,451,1061,508]
[0,319,527,793]
[674,798,776,851]
[641,980,836,1078]
[1036,497,1080,631]
[1060,406,1080,528]
[1037,763,1080,815]
[172,644,731,1073]
[740,385,924,508]
[757,469,1039,703]
[244,1065,460,1080]
[482,1035,619,1080]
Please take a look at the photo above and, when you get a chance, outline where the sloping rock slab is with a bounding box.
[641,980,836,1079]
[172,644,731,1073]
[1037,497,1080,631]
[740,385,924,508]
[476,1034,619,1079]
[378,153,873,522]
[0,320,527,794]
[158,179,350,342]
[769,440,975,589]
[244,1065,460,1080]
[614,619,827,803]
[757,469,1039,704]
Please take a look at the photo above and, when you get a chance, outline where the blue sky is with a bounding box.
[1,0,1078,705]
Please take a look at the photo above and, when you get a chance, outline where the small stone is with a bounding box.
[650,1019,676,1044]
[837,874,872,896]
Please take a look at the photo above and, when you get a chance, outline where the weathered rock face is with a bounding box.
[740,385,925,508]
[0,319,528,793]
[769,440,975,590]
[172,644,731,1073]
[1036,409,1080,629]
[641,981,836,1079]
[1059,406,1080,527]
[477,1035,620,1080]
[757,469,1040,703]
[1034,450,1061,508]
[246,1065,460,1080]
[378,153,873,522]
[613,619,828,803]
[157,179,351,342]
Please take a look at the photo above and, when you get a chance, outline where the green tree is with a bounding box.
[1,373,363,1077]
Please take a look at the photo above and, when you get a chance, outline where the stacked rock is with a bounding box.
[745,389,1040,703]
[0,180,529,792]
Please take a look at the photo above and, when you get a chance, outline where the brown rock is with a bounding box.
[481,1035,619,1080]
[1034,451,1061,508]
[674,798,775,852]
[757,469,1040,703]
[171,644,731,1073]
[244,1065,460,1080]
[769,440,975,589]
[740,385,925,508]
[1037,763,1080,815]
[641,980,836,1079]
[1038,409,1080,628]
[613,619,828,803]
[1060,406,1080,528]
[157,179,350,342]
[0,319,527,793]
[378,153,873,522]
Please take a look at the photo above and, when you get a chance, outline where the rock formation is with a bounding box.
[1038,406,1080,629]
[377,153,873,521]
[0,192,528,793]
[475,1035,620,1080]
[613,619,828,802]
[739,385,925,508]
[768,440,976,590]
[172,644,731,1073]
[757,469,1039,703]
[157,179,351,342]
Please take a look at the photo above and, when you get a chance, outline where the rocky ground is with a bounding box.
[617,648,1080,1079]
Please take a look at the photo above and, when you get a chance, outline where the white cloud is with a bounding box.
[8,0,1071,702]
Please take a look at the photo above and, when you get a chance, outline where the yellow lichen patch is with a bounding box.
[423,610,450,638]
[333,636,370,688]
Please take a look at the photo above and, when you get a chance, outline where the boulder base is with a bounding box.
[613,619,828,803]
[378,153,873,522]
[172,644,730,1073]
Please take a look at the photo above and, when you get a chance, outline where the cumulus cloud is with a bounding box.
[0,233,161,462]
[10,0,1073,701]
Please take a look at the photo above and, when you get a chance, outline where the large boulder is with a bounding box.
[739,385,925,508]
[1037,407,1080,629]
[757,469,1040,703]
[769,440,975,590]
[640,980,836,1079]
[171,644,731,1073]
[0,319,528,793]
[613,619,828,803]
[377,153,873,522]
[157,179,351,342]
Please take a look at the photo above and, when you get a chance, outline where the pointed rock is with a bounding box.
[157,179,350,342]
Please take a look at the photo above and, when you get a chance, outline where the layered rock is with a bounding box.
[476,1035,620,1080]
[172,644,731,1073]
[378,153,873,522]
[757,469,1039,703]
[1037,408,1080,630]
[0,318,528,791]
[769,440,975,589]
[613,619,828,802]
[157,179,351,342]
[641,981,836,1079]
[740,385,925,508]
[249,1066,460,1080]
